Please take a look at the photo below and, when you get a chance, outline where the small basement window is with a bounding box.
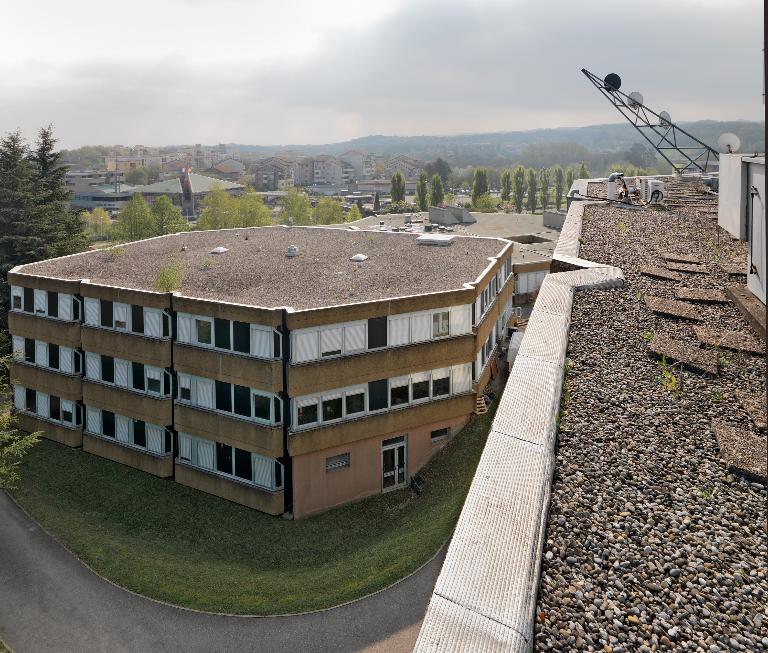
[326,453,350,471]
[431,427,449,441]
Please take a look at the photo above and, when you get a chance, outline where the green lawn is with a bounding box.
[11,406,495,615]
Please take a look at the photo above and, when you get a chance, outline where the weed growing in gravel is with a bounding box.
[635,291,644,301]
[104,245,125,259]
[700,487,715,499]
[577,237,586,246]
[656,355,681,395]
[153,259,186,292]
[557,359,575,431]
[201,257,217,269]
[618,221,627,234]
[712,391,724,403]
[642,331,654,342]
[718,355,731,369]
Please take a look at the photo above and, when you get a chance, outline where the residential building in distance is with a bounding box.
[9,226,520,518]
[312,155,356,186]
[65,170,134,215]
[340,150,375,180]
[205,158,245,181]
[131,171,244,219]
[105,146,175,172]
[384,155,423,180]
[252,157,297,190]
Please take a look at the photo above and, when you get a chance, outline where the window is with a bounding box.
[61,400,74,425]
[294,329,319,363]
[102,410,116,438]
[24,338,35,364]
[24,288,34,313]
[25,388,36,412]
[432,370,450,397]
[101,355,115,383]
[344,322,366,353]
[322,395,343,422]
[249,325,270,358]
[195,318,212,345]
[368,316,387,349]
[216,442,233,474]
[34,289,46,315]
[389,315,410,346]
[368,379,389,411]
[433,311,450,338]
[390,377,409,406]
[179,374,191,401]
[48,343,60,370]
[431,427,449,441]
[100,300,113,328]
[234,448,253,481]
[215,381,232,412]
[233,384,251,417]
[233,321,250,354]
[146,367,162,395]
[12,291,22,310]
[49,395,61,421]
[47,291,59,318]
[214,318,231,349]
[133,420,146,448]
[132,362,145,391]
[131,305,144,334]
[326,453,350,471]
[412,372,431,402]
[297,399,318,426]
[345,390,365,415]
[253,394,271,421]
[320,327,342,357]
[113,303,129,330]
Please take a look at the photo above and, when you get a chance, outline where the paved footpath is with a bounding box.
[0,492,442,653]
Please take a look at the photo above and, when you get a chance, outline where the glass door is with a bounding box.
[382,435,407,490]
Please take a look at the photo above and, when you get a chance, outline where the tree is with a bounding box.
[538,167,551,210]
[313,197,344,224]
[473,193,496,212]
[280,187,311,225]
[0,356,39,490]
[82,207,111,240]
[500,169,512,203]
[471,168,488,207]
[553,165,565,211]
[512,166,526,213]
[415,171,429,211]
[237,193,272,227]
[197,186,237,230]
[146,164,161,184]
[126,167,149,186]
[430,174,445,207]
[373,191,381,212]
[577,161,589,180]
[390,172,405,203]
[346,204,362,222]
[113,194,155,241]
[566,167,575,190]
[425,157,452,184]
[526,168,538,213]
[626,142,656,168]
[151,195,188,235]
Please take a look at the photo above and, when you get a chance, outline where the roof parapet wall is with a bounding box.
[414,193,624,652]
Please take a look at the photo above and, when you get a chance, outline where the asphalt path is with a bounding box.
[0,492,443,653]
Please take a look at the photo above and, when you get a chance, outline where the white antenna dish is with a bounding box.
[627,91,644,109]
[659,111,672,128]
[717,132,741,154]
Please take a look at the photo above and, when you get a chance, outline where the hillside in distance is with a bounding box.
[232,120,765,163]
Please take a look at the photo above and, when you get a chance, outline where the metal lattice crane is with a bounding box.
[581,68,719,174]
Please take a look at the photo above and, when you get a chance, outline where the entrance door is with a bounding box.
[382,435,407,490]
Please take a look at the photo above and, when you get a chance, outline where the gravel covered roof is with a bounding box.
[19,226,507,310]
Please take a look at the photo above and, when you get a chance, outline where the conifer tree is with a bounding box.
[577,161,589,179]
[538,167,551,210]
[500,169,512,203]
[553,165,565,211]
[471,168,489,207]
[526,168,538,213]
[373,191,381,212]
[566,168,575,190]
[390,172,405,203]
[512,166,526,213]
[430,174,444,206]
[416,171,429,211]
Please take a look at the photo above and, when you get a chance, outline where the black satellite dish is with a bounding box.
[603,73,621,91]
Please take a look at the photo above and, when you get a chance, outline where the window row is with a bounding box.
[476,323,500,375]
[85,406,171,454]
[291,305,472,364]
[176,373,282,425]
[12,337,81,375]
[13,386,81,427]
[83,298,169,339]
[10,287,81,322]
[84,353,171,397]
[176,313,280,359]
[476,257,514,323]
[292,363,473,430]
[515,270,548,295]
[178,432,283,491]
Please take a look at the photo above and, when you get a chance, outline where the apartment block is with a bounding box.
[9,226,520,518]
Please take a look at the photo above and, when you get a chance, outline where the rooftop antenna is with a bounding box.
[581,68,719,174]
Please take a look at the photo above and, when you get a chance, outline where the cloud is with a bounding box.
[0,0,762,147]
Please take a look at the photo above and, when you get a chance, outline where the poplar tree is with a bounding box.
[415,171,429,211]
[373,191,380,212]
[500,169,512,203]
[471,168,488,207]
[526,168,538,213]
[577,161,589,179]
[430,174,444,206]
[538,167,551,210]
[390,172,405,203]
[553,165,565,211]
[512,166,526,213]
[566,168,575,190]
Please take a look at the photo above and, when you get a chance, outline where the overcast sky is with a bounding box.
[0,0,763,148]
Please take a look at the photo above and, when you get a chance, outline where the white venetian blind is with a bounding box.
[146,424,164,454]
[35,341,48,367]
[144,308,162,337]
[114,359,129,387]
[60,347,73,374]
[450,305,472,336]
[36,392,49,418]
[388,315,410,347]
[13,386,25,410]
[320,327,342,357]
[452,364,472,394]
[177,314,192,343]
[293,329,319,363]
[410,313,431,343]
[34,289,47,315]
[84,298,100,326]
[196,378,214,409]
[116,415,130,443]
[85,352,100,380]
[253,454,273,489]
[59,294,72,321]
[250,326,272,358]
[344,322,366,353]
[86,406,101,433]
[178,433,192,461]
[197,439,214,470]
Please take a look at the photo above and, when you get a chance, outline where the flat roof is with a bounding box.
[18,226,508,311]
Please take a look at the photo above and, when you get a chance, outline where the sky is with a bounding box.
[0,0,763,148]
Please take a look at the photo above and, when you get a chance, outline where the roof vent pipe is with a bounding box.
[286,245,298,258]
